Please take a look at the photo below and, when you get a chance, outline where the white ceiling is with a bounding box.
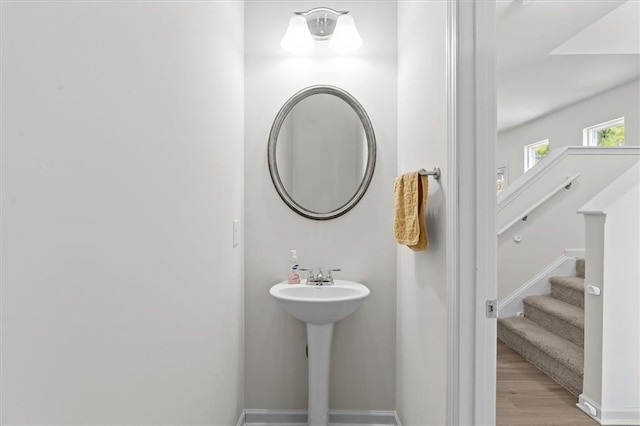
[497,0,640,132]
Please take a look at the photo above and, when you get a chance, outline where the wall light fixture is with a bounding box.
[281,7,363,54]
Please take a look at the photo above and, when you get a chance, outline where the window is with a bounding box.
[497,166,508,195]
[583,117,625,147]
[524,139,549,172]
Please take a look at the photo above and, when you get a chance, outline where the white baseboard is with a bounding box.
[579,393,640,425]
[600,407,640,425]
[242,409,401,426]
[578,394,601,423]
[237,409,246,426]
[498,249,584,318]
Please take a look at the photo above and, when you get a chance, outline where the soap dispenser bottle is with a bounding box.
[288,250,300,284]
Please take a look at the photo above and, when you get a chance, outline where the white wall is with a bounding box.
[244,1,397,411]
[1,2,244,424]
[396,2,448,425]
[498,79,640,182]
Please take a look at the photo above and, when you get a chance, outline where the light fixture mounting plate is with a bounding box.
[295,7,348,40]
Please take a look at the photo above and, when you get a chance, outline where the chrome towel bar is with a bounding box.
[418,167,441,180]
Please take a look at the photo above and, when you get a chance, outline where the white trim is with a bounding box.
[244,409,306,426]
[498,252,581,318]
[576,394,639,425]
[497,146,640,211]
[600,407,640,425]
[393,411,402,426]
[497,173,580,235]
[473,2,497,424]
[565,248,586,259]
[331,410,402,426]
[578,162,640,216]
[578,393,601,423]
[579,392,640,424]
[447,1,497,425]
[445,0,459,424]
[242,409,401,426]
[236,409,247,426]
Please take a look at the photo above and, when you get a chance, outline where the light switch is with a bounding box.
[233,220,240,247]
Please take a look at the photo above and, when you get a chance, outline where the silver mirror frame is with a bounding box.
[268,85,377,220]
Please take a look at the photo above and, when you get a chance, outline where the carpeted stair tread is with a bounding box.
[524,295,584,346]
[524,295,584,329]
[550,275,585,309]
[549,275,585,292]
[498,316,583,375]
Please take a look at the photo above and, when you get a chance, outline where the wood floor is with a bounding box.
[497,341,598,426]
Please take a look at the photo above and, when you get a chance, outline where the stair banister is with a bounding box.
[497,146,640,212]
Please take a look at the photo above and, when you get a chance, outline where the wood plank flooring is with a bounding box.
[497,341,598,426]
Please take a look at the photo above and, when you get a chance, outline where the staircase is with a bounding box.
[498,259,585,397]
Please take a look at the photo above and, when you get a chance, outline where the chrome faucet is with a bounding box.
[300,267,341,285]
[325,268,341,283]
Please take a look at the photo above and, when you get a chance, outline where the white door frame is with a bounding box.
[446,1,497,425]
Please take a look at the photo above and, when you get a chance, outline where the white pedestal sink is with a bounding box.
[270,280,370,426]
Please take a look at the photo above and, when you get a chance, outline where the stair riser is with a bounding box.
[524,304,583,347]
[576,259,585,279]
[550,284,584,309]
[498,325,583,397]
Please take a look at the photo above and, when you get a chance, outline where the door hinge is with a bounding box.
[486,299,498,318]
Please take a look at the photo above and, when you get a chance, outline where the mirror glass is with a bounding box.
[268,86,376,220]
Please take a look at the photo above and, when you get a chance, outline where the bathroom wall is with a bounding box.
[244,1,397,411]
[396,2,448,425]
[498,79,640,183]
[1,2,244,424]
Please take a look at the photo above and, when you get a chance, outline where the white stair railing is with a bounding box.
[497,146,639,303]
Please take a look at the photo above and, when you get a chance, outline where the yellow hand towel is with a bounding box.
[393,172,429,251]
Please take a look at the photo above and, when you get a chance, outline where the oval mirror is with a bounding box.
[268,85,376,220]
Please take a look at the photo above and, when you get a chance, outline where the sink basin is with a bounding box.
[270,280,370,325]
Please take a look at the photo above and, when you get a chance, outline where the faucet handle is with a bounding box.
[326,268,341,283]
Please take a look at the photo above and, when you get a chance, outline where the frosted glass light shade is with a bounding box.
[328,15,362,53]
[281,15,315,53]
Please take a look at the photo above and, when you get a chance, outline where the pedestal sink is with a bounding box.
[270,280,370,426]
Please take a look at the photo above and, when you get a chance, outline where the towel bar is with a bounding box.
[418,167,441,180]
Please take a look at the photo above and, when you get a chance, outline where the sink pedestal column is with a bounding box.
[306,323,334,426]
